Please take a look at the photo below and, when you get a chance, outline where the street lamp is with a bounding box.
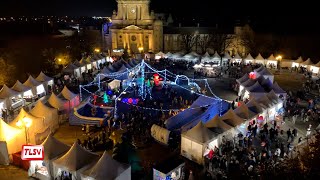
[16,116,32,144]
[94,48,100,53]
[276,55,282,72]
[58,58,62,62]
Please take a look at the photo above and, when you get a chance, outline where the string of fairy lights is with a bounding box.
[79,59,227,117]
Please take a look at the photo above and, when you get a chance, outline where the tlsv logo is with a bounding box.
[21,145,44,160]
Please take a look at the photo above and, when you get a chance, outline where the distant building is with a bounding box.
[106,0,254,56]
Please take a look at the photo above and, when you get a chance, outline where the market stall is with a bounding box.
[36,72,54,94]
[0,84,23,109]
[11,80,34,101]
[23,75,46,97]
[58,86,80,109]
[244,53,254,65]
[255,53,265,65]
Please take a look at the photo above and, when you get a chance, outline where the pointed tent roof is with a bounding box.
[203,52,210,58]
[108,64,117,72]
[183,121,215,143]
[246,98,263,114]
[301,58,313,65]
[0,117,23,142]
[234,52,242,60]
[82,151,130,180]
[59,86,77,101]
[10,108,45,133]
[11,80,31,92]
[257,68,273,76]
[63,64,79,73]
[236,74,249,84]
[73,60,82,67]
[233,102,257,119]
[271,82,286,94]
[266,90,280,104]
[23,75,42,87]
[205,114,232,131]
[117,64,128,72]
[30,100,57,118]
[42,134,70,160]
[212,51,221,59]
[36,72,53,82]
[255,53,265,61]
[267,54,277,61]
[53,142,99,172]
[101,66,112,74]
[219,109,244,127]
[47,93,67,110]
[255,66,265,73]
[245,81,266,93]
[0,84,19,98]
[245,53,254,60]
[256,95,273,109]
[314,61,320,67]
[295,56,304,63]
[241,78,256,87]
[222,52,232,59]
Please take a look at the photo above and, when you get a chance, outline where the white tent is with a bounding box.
[108,79,121,90]
[219,109,244,128]
[244,53,254,64]
[29,134,70,179]
[292,56,304,67]
[232,52,242,63]
[310,61,320,74]
[222,52,231,66]
[164,52,173,58]
[255,53,265,65]
[0,84,22,109]
[36,72,54,94]
[81,151,131,180]
[58,86,80,109]
[47,93,68,111]
[23,75,46,96]
[10,108,46,145]
[211,51,221,66]
[11,80,33,98]
[233,103,257,120]
[271,82,287,98]
[63,63,81,78]
[181,121,216,164]
[266,54,278,68]
[53,142,100,180]
[0,118,25,165]
[151,124,171,145]
[301,58,314,70]
[201,52,211,63]
[205,114,232,131]
[30,100,59,132]
[155,51,166,60]
[255,67,274,83]
[0,99,5,115]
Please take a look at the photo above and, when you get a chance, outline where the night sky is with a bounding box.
[1,0,320,35]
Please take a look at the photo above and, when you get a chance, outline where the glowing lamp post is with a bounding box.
[16,116,32,144]
[94,48,100,53]
[276,55,282,72]
[138,47,143,53]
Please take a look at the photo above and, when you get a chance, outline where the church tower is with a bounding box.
[109,0,163,54]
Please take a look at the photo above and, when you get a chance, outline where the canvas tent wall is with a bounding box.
[81,151,131,180]
[58,86,80,109]
[0,118,25,165]
[211,51,221,66]
[0,84,21,109]
[181,121,216,165]
[30,100,59,132]
[232,52,242,63]
[292,56,304,67]
[266,54,278,68]
[310,61,320,74]
[36,72,54,94]
[23,75,46,96]
[107,79,121,90]
[10,108,47,145]
[11,80,33,98]
[47,93,69,112]
[244,53,254,64]
[63,63,81,78]
[29,134,70,179]
[151,124,171,145]
[222,52,231,66]
[53,142,100,180]
[255,53,265,65]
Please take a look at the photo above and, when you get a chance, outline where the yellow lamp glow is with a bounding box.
[58,58,62,62]
[94,48,100,53]
[276,55,282,60]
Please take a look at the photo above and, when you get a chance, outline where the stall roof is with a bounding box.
[11,80,31,92]
[42,134,70,160]
[0,84,19,98]
[36,72,53,82]
[23,75,42,87]
[183,121,215,143]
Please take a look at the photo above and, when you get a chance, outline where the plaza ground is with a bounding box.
[0,68,318,179]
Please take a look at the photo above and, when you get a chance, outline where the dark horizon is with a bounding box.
[1,0,320,35]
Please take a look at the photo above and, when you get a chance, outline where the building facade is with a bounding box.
[107,0,253,56]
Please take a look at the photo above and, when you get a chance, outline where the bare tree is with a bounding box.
[211,32,234,54]
[179,34,198,53]
[238,31,256,55]
[197,34,212,54]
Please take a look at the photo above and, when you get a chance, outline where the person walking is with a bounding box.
[287,129,292,141]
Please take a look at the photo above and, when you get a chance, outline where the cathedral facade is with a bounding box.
[108,0,251,56]
[109,0,163,54]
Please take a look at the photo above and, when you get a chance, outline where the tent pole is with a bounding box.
[79,85,82,102]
